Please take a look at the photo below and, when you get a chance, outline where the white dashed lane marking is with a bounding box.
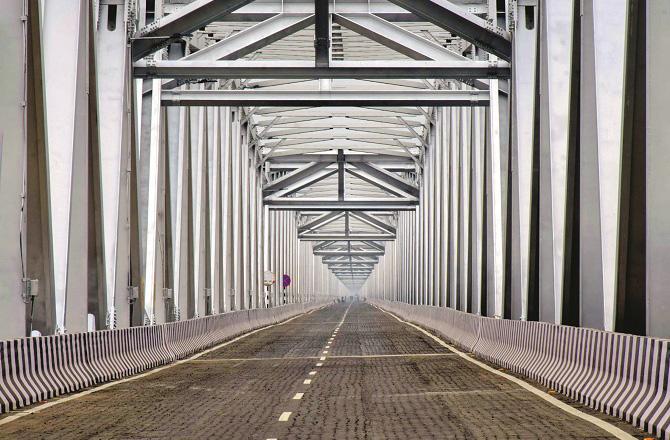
[266,304,353,439]
[278,412,292,422]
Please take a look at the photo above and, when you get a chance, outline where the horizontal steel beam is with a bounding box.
[266,199,418,211]
[332,271,373,275]
[314,250,385,256]
[218,1,492,18]
[299,234,396,241]
[268,154,415,164]
[134,60,511,80]
[327,263,375,267]
[162,89,489,107]
[323,258,378,264]
[331,267,373,270]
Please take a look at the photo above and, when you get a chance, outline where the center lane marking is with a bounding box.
[267,303,353,439]
[278,412,292,422]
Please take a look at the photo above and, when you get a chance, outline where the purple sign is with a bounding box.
[282,274,292,289]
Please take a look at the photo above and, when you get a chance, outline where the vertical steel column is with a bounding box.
[579,0,627,331]
[96,1,135,328]
[646,0,670,338]
[460,99,472,312]
[0,0,30,338]
[449,102,460,309]
[472,106,485,315]
[208,106,222,314]
[537,0,578,325]
[221,107,232,312]
[241,124,250,309]
[231,110,242,311]
[424,135,436,306]
[140,79,162,324]
[248,139,257,309]
[41,0,93,333]
[433,112,443,307]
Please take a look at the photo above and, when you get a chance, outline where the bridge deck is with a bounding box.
[0,303,643,439]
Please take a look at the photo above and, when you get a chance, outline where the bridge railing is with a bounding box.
[371,299,670,440]
[0,299,333,415]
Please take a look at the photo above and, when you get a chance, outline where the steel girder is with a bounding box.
[182,14,315,62]
[132,0,259,60]
[384,0,512,61]
[134,60,510,80]
[301,235,396,241]
[160,89,490,107]
[185,1,490,22]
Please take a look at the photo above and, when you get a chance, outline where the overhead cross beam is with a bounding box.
[349,212,396,235]
[384,0,512,61]
[161,89,490,107]
[333,13,463,62]
[268,154,414,165]
[314,250,384,257]
[200,1,492,21]
[181,13,315,62]
[345,168,411,198]
[264,168,337,200]
[322,257,378,263]
[298,212,345,234]
[349,162,419,197]
[266,199,418,211]
[132,0,256,61]
[134,60,510,80]
[262,161,333,196]
[300,234,396,241]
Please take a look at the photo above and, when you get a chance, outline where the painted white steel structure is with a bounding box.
[0,0,668,341]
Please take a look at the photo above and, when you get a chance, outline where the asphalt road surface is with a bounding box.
[0,302,645,439]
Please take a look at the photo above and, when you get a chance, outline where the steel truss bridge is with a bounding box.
[0,1,669,438]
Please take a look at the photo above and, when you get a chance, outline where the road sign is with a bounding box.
[264,271,276,286]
